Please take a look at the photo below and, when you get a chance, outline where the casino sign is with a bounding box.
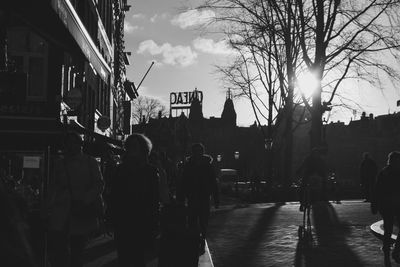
[170,90,203,116]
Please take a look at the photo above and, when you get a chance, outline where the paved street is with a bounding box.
[83,229,214,267]
[207,200,389,267]
[83,200,394,267]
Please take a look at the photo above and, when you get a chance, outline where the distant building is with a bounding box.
[133,91,267,180]
[134,88,400,195]
[292,111,400,190]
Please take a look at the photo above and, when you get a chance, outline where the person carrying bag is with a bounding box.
[47,132,104,267]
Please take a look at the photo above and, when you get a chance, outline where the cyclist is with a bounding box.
[297,147,328,211]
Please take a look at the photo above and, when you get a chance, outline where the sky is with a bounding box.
[124,0,400,126]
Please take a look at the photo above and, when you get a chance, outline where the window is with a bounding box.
[7,28,48,101]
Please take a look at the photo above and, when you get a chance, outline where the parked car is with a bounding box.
[218,169,250,194]
[218,169,237,194]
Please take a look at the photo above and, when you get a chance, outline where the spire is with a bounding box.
[189,89,203,121]
[226,88,232,100]
[221,90,236,127]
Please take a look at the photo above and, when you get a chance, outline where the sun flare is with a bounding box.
[296,71,320,98]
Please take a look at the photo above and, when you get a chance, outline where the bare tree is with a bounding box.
[295,0,400,148]
[198,0,304,186]
[197,0,400,188]
[131,96,168,124]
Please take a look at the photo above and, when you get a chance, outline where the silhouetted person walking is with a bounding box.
[0,177,37,267]
[360,152,378,202]
[297,147,328,211]
[371,151,400,266]
[109,133,159,267]
[179,143,219,255]
[48,132,104,267]
[149,150,171,206]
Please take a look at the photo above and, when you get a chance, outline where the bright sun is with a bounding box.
[296,71,320,98]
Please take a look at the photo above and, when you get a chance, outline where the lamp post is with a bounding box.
[216,154,222,181]
[264,138,273,196]
[234,151,240,194]
[264,138,273,151]
[322,117,328,145]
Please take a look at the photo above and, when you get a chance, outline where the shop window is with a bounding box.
[7,28,48,101]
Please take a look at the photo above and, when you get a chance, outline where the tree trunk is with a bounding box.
[310,80,323,149]
[283,83,294,188]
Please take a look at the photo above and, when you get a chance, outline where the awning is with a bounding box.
[68,120,124,155]
[51,0,111,83]
[0,117,124,154]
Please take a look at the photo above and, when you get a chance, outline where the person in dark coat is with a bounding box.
[297,147,328,211]
[0,177,37,267]
[110,133,159,267]
[371,151,400,265]
[178,143,219,255]
[360,152,378,202]
[48,132,104,267]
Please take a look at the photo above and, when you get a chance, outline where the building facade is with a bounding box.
[0,1,134,263]
[133,89,400,197]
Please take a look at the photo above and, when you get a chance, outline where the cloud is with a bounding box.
[171,9,215,29]
[193,37,235,55]
[137,40,198,67]
[132,13,146,20]
[124,21,141,34]
[150,13,170,23]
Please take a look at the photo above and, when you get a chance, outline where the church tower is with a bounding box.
[221,89,237,127]
[189,88,203,122]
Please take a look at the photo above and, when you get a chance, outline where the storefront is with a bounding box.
[0,2,119,265]
[0,118,124,265]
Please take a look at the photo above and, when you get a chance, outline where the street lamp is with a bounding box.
[216,154,222,182]
[322,117,328,144]
[264,138,273,150]
[234,151,240,194]
[264,138,273,194]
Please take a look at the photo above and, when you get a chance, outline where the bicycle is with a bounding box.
[298,175,325,247]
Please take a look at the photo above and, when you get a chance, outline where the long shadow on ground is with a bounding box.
[207,203,284,267]
[294,202,364,267]
[84,236,115,263]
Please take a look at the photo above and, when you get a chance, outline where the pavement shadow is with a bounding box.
[208,203,284,267]
[294,201,364,267]
[83,236,116,265]
[102,258,118,267]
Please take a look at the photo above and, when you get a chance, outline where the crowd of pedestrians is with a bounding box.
[44,132,218,267]
[0,131,220,267]
[3,129,400,267]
